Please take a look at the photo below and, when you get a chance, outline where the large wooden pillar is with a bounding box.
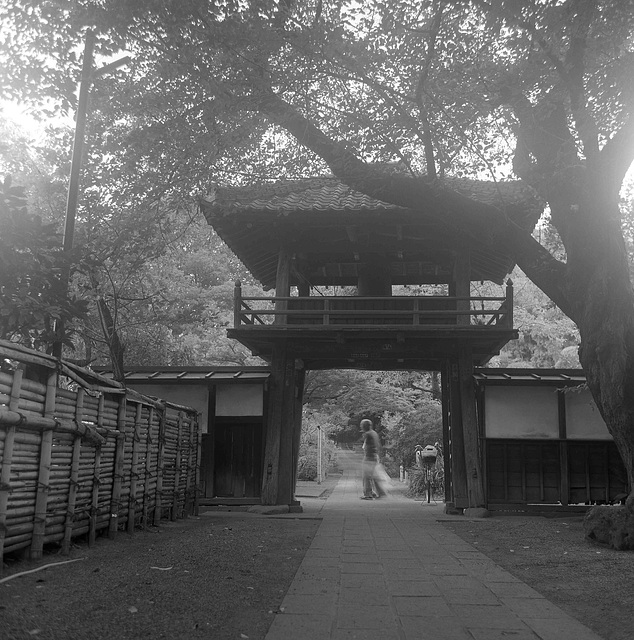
[448,358,469,509]
[292,363,306,500]
[448,238,471,509]
[261,247,305,506]
[447,350,486,510]
[440,362,453,505]
[456,347,486,509]
[262,344,297,505]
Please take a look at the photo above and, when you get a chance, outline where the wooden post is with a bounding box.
[184,414,194,517]
[458,347,486,508]
[0,369,22,572]
[274,248,292,325]
[453,246,471,325]
[291,364,306,501]
[142,406,154,529]
[261,345,296,505]
[62,435,81,554]
[440,363,452,505]
[448,358,469,509]
[505,279,514,328]
[88,394,105,546]
[172,411,183,520]
[30,370,56,560]
[234,280,242,327]
[153,406,167,525]
[109,396,127,539]
[194,416,201,516]
[62,388,84,554]
[558,389,569,506]
[127,402,142,534]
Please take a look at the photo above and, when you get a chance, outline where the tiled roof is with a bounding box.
[200,174,544,288]
[209,179,406,213]
[206,175,543,226]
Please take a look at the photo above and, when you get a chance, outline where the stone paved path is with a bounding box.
[265,450,602,640]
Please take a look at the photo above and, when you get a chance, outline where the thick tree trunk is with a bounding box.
[573,249,634,504]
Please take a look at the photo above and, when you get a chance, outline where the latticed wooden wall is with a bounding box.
[0,341,200,572]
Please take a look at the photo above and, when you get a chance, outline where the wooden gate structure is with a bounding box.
[201,175,543,509]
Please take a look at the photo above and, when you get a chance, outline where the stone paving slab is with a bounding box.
[265,452,603,640]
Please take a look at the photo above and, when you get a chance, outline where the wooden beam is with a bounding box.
[261,345,296,505]
[291,363,306,502]
[458,347,486,507]
[441,363,452,505]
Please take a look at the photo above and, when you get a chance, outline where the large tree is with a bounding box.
[2,1,634,510]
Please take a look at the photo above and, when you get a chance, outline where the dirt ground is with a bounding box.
[442,513,634,640]
[3,502,634,640]
[0,512,319,640]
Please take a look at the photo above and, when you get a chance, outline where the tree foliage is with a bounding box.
[3,1,634,499]
[0,174,87,349]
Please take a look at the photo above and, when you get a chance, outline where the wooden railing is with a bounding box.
[233,281,514,329]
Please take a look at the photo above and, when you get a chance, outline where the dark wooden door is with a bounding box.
[213,421,262,498]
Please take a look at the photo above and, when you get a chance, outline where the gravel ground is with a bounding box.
[0,511,320,640]
[442,513,634,640]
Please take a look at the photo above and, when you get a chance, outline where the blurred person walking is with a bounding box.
[360,419,387,499]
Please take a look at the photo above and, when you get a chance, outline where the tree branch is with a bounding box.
[564,0,600,164]
[256,90,573,317]
[414,0,444,178]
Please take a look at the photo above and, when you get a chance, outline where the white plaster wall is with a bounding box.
[216,384,263,416]
[565,388,612,439]
[127,383,209,433]
[484,386,559,439]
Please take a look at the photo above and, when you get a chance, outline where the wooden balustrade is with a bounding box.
[232,281,514,330]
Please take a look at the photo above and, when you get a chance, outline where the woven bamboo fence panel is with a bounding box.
[0,340,201,572]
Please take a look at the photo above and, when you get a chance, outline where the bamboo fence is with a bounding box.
[0,340,201,573]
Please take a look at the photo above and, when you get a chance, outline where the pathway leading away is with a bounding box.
[267,450,602,640]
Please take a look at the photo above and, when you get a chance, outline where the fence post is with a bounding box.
[142,406,154,530]
[184,413,195,517]
[62,389,84,554]
[89,395,104,546]
[153,405,167,526]
[0,368,23,573]
[171,412,183,521]
[194,416,201,516]
[127,402,142,534]
[30,369,56,561]
[109,396,127,539]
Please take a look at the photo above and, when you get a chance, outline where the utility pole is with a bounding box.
[52,31,130,359]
